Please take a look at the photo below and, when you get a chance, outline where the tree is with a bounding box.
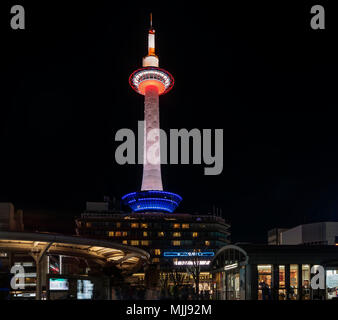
[186,251,202,297]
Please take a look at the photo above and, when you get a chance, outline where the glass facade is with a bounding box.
[326,269,338,299]
[279,265,286,300]
[212,245,338,300]
[258,265,272,300]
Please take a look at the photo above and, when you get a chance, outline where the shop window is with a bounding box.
[130,240,139,245]
[258,265,272,300]
[122,240,128,245]
[182,224,189,229]
[326,269,338,299]
[173,224,180,229]
[279,265,286,300]
[172,240,181,246]
[173,232,181,237]
[290,264,298,300]
[154,249,161,256]
[131,223,139,228]
[192,232,198,238]
[302,264,311,300]
[158,231,164,237]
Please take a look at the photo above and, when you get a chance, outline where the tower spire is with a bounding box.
[143,13,158,67]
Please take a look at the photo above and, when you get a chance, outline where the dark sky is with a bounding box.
[0,1,337,242]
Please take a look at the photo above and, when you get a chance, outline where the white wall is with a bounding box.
[325,222,338,245]
[281,222,338,245]
[280,225,303,244]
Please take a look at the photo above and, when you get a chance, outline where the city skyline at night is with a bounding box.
[1,3,337,243]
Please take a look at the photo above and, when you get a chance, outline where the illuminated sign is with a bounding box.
[49,278,69,291]
[174,260,210,266]
[163,251,214,257]
[224,263,238,271]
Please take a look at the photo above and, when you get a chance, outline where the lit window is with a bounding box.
[115,231,121,237]
[173,232,181,237]
[122,232,128,237]
[152,258,160,263]
[173,224,180,229]
[154,249,161,256]
[108,231,114,237]
[172,241,181,246]
[192,232,198,237]
[141,240,149,246]
[86,223,92,228]
[122,240,128,245]
[205,241,210,246]
[130,240,139,246]
[158,232,165,237]
[116,222,121,228]
[131,223,139,228]
[141,223,148,229]
[143,231,148,237]
[182,224,189,229]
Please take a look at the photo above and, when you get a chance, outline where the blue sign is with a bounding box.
[163,251,214,257]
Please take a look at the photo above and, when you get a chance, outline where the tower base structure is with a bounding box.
[122,190,182,213]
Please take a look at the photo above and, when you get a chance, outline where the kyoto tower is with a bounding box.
[122,14,182,213]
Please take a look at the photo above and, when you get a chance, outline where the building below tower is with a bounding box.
[75,199,230,295]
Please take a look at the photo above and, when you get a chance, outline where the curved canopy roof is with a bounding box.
[0,231,149,272]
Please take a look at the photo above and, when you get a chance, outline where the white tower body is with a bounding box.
[141,85,163,190]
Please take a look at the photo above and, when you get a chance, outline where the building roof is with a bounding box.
[0,231,150,272]
[212,243,338,269]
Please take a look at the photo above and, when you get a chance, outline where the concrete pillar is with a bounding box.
[248,264,258,300]
[141,85,163,191]
[298,264,303,300]
[272,264,279,300]
[35,257,42,300]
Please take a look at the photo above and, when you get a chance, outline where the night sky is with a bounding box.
[0,1,337,242]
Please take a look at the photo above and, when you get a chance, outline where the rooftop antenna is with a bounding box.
[150,12,153,28]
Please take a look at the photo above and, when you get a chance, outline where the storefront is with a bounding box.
[211,244,338,300]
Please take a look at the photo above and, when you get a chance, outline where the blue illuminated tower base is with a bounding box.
[122,190,182,213]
